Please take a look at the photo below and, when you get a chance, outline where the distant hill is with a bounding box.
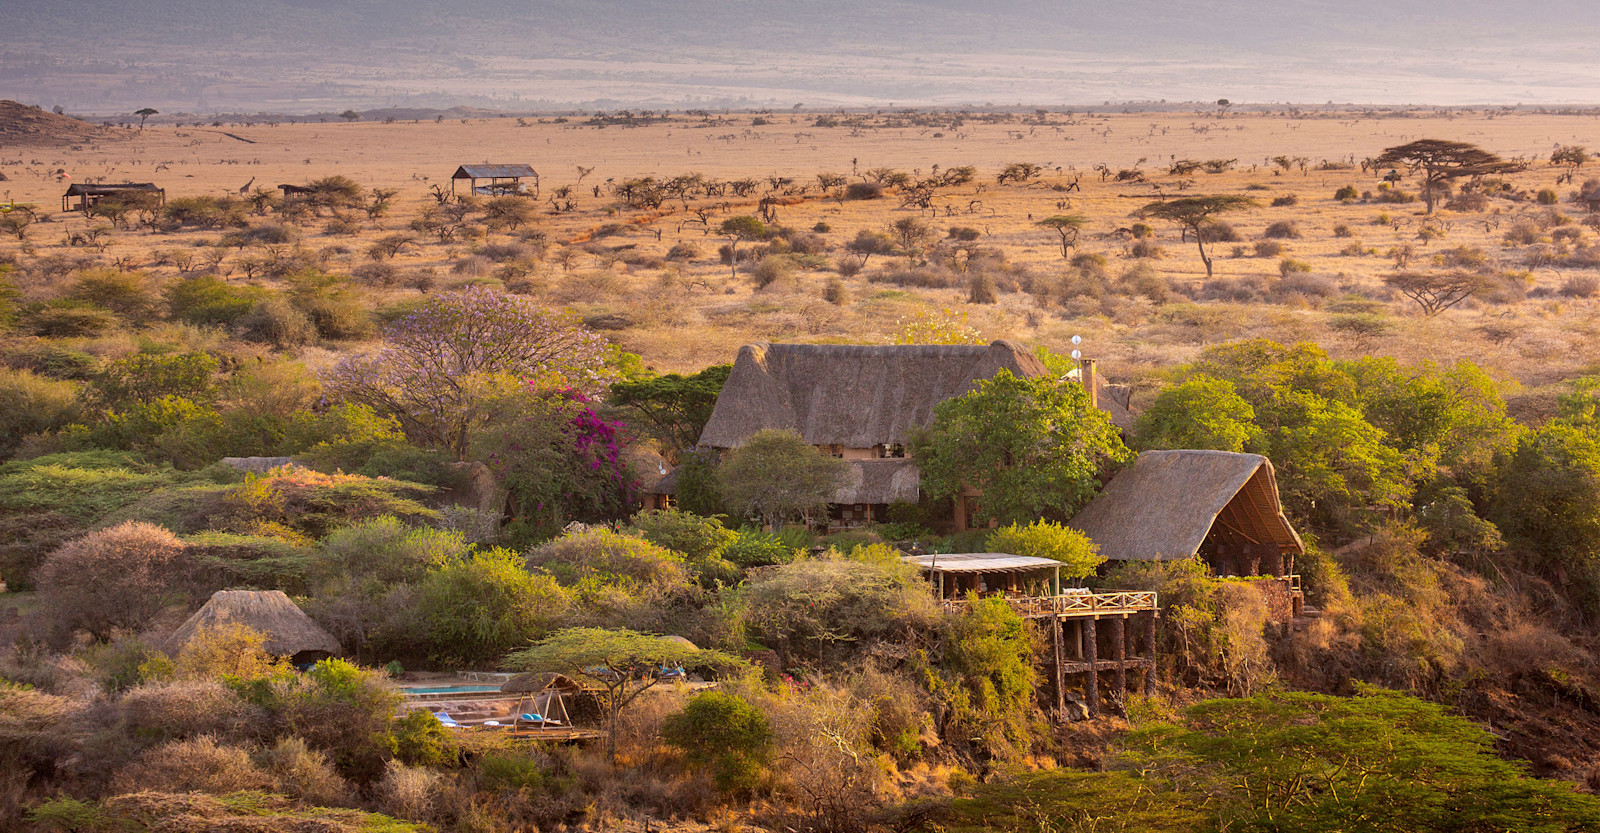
[0,1,1595,111]
[0,100,127,147]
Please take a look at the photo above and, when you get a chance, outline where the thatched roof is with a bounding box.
[453,164,535,179]
[167,590,341,658]
[1069,450,1304,562]
[63,182,162,196]
[699,341,1050,449]
[835,458,921,505]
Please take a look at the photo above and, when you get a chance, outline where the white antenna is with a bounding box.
[1070,349,1082,360]
[1070,334,1082,345]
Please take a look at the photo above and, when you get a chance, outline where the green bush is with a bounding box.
[627,508,739,585]
[392,709,455,767]
[662,691,773,793]
[23,299,121,337]
[68,268,163,324]
[238,295,317,346]
[166,274,266,326]
[721,528,797,568]
[0,367,80,456]
[414,547,569,666]
[737,553,939,664]
[985,520,1103,579]
[1335,185,1360,201]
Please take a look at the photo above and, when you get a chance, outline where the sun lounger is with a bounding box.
[433,711,462,728]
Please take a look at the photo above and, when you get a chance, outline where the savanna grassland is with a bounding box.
[4,106,1599,391]
[9,104,1600,833]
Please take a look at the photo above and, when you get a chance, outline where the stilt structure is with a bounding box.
[904,553,1160,720]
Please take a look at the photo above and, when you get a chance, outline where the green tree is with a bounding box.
[720,215,767,278]
[1124,687,1600,832]
[607,364,731,453]
[1373,139,1517,214]
[627,508,738,585]
[1135,376,1260,452]
[662,691,773,794]
[1136,196,1258,277]
[1491,420,1600,612]
[986,520,1104,579]
[134,107,158,129]
[1036,215,1087,258]
[912,370,1131,525]
[931,596,1037,760]
[505,627,745,761]
[413,547,569,667]
[717,429,847,529]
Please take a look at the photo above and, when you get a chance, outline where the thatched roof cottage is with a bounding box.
[167,590,342,666]
[648,341,1125,530]
[1069,450,1306,615]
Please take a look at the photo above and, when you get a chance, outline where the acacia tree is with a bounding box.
[506,627,744,761]
[1036,215,1087,258]
[720,215,767,278]
[1384,271,1494,317]
[1374,139,1517,214]
[608,364,732,453]
[1137,196,1258,277]
[134,107,158,129]
[324,286,610,458]
[717,429,847,529]
[912,370,1132,524]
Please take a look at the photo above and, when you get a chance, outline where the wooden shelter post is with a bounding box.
[1144,612,1158,697]
[1084,616,1099,718]
[1051,617,1065,720]
[1111,615,1127,702]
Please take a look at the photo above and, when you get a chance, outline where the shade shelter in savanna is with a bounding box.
[62,182,164,213]
[1070,449,1307,615]
[675,340,1125,530]
[499,671,594,731]
[451,163,536,196]
[166,590,342,666]
[904,552,1158,720]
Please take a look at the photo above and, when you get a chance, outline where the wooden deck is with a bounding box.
[940,590,1158,619]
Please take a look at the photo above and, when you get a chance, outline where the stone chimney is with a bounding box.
[1081,358,1098,409]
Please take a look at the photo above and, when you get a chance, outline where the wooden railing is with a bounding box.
[939,590,1158,618]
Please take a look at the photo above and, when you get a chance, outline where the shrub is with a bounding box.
[1263,220,1301,239]
[1335,185,1360,201]
[166,274,265,327]
[113,736,274,794]
[36,521,194,641]
[1538,188,1560,205]
[175,622,294,681]
[278,659,404,782]
[68,269,162,324]
[986,520,1104,579]
[749,254,797,289]
[823,275,850,305]
[377,761,441,822]
[1129,239,1163,259]
[967,272,998,304]
[0,368,79,455]
[1560,275,1600,298]
[23,300,120,337]
[722,528,797,568]
[1253,240,1286,257]
[1278,258,1312,277]
[1120,263,1170,303]
[117,680,262,744]
[527,527,688,594]
[257,737,351,806]
[844,182,883,200]
[666,241,700,261]
[414,548,569,666]
[628,508,738,580]
[392,709,455,767]
[237,295,316,347]
[738,554,939,665]
[1270,194,1298,207]
[662,691,773,794]
[1200,220,1241,242]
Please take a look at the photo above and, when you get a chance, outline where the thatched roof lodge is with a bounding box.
[1069,450,1304,579]
[167,590,341,665]
[653,340,1130,530]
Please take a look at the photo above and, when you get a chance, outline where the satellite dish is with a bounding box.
[1071,349,1082,360]
[1070,335,1082,345]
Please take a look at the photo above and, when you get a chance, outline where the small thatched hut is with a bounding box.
[167,590,341,666]
[1069,450,1304,578]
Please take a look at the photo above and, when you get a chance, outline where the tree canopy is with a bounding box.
[1373,139,1518,214]
[1136,196,1258,277]
[912,370,1131,525]
[717,429,847,529]
[607,363,731,454]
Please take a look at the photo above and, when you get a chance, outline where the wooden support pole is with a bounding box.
[1144,612,1158,698]
[1112,615,1127,702]
[1084,616,1098,718]
[1052,617,1065,721]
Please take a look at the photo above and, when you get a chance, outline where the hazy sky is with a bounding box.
[1,0,1595,113]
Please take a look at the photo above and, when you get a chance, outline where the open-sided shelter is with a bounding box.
[166,590,342,666]
[62,182,164,213]
[451,164,536,196]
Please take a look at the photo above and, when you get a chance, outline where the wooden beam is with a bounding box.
[1084,616,1098,718]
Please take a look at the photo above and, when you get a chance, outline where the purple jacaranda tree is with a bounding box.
[324,286,611,458]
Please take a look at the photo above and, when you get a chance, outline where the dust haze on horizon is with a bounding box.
[1,0,1596,115]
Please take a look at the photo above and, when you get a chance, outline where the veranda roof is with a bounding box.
[903,552,1062,574]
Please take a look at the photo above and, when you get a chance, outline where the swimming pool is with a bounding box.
[402,685,503,695]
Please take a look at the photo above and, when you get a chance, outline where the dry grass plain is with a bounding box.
[5,109,1600,413]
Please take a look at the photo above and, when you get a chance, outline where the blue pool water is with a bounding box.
[403,685,502,695]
